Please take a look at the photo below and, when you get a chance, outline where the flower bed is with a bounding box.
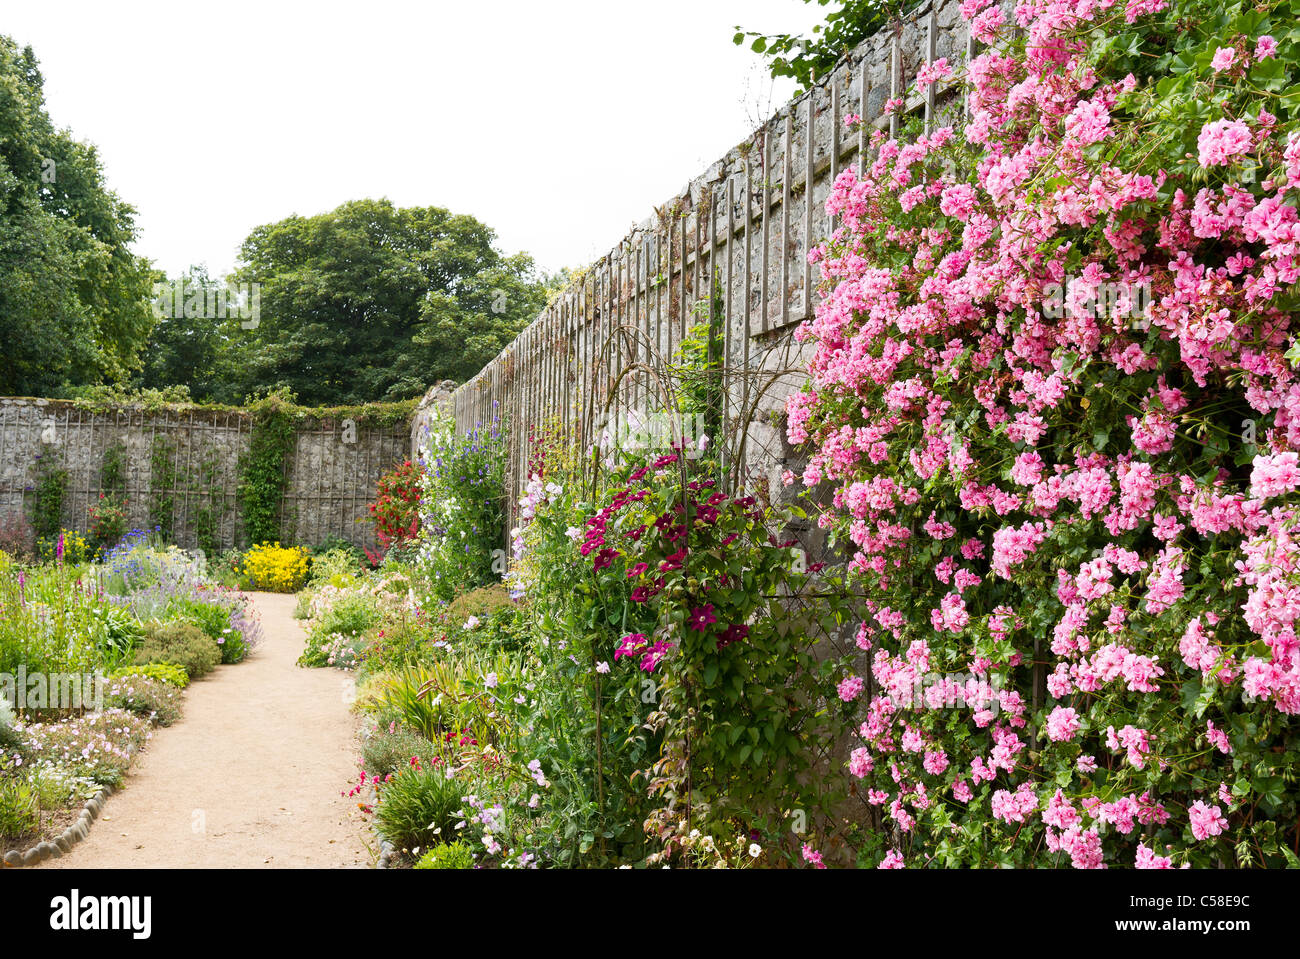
[0,528,257,862]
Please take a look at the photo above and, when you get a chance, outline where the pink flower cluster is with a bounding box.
[786,0,1300,867]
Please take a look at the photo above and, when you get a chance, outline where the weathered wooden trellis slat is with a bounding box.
[443,2,970,528]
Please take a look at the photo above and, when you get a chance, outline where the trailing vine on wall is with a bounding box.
[149,435,178,539]
[100,443,126,497]
[237,391,297,546]
[29,455,68,543]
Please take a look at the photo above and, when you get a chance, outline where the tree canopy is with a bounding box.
[734,1,896,91]
[0,35,157,397]
[211,198,548,406]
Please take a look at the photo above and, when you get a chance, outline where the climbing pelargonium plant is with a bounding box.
[786,0,1300,868]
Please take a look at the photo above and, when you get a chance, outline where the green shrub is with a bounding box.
[108,663,189,689]
[444,584,514,628]
[28,763,100,808]
[360,725,437,778]
[0,724,22,755]
[0,778,37,839]
[210,549,247,589]
[309,547,366,586]
[299,592,380,668]
[104,674,184,726]
[374,764,464,855]
[174,598,247,665]
[314,592,380,638]
[19,709,152,786]
[87,604,146,669]
[414,840,476,869]
[314,535,371,565]
[354,616,443,679]
[134,621,220,679]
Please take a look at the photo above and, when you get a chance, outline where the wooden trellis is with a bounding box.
[450,1,973,528]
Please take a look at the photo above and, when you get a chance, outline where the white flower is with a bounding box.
[596,661,610,674]
[749,843,762,857]
[463,615,480,630]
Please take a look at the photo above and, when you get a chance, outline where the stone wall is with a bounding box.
[0,397,409,554]
[409,380,457,460]
[448,0,970,535]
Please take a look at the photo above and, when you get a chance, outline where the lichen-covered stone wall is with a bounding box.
[0,397,409,553]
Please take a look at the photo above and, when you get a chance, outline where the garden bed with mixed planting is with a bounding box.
[294,0,1300,870]
[0,530,262,865]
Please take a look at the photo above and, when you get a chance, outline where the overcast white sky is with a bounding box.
[4,0,826,279]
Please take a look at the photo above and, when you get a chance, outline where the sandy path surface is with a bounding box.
[44,592,370,869]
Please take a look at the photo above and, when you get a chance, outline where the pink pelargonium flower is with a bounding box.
[849,746,873,778]
[1196,118,1253,167]
[1045,705,1082,742]
[1210,46,1236,72]
[1249,451,1300,500]
[1135,843,1174,869]
[1188,800,1228,841]
[837,675,865,702]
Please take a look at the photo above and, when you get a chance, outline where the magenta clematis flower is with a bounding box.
[688,605,717,631]
[717,623,750,648]
[639,640,675,673]
[614,634,648,660]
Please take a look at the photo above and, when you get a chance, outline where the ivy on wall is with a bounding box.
[9,392,419,551]
[29,455,68,543]
[100,443,126,496]
[237,391,297,547]
[149,435,178,539]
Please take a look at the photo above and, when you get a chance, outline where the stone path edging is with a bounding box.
[1,783,117,868]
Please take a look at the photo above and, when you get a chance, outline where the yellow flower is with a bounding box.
[242,542,310,592]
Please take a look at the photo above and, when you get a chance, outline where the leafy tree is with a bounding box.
[733,1,897,91]
[224,198,547,405]
[135,264,235,398]
[0,36,156,397]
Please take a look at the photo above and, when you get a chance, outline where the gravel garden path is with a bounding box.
[44,592,370,869]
